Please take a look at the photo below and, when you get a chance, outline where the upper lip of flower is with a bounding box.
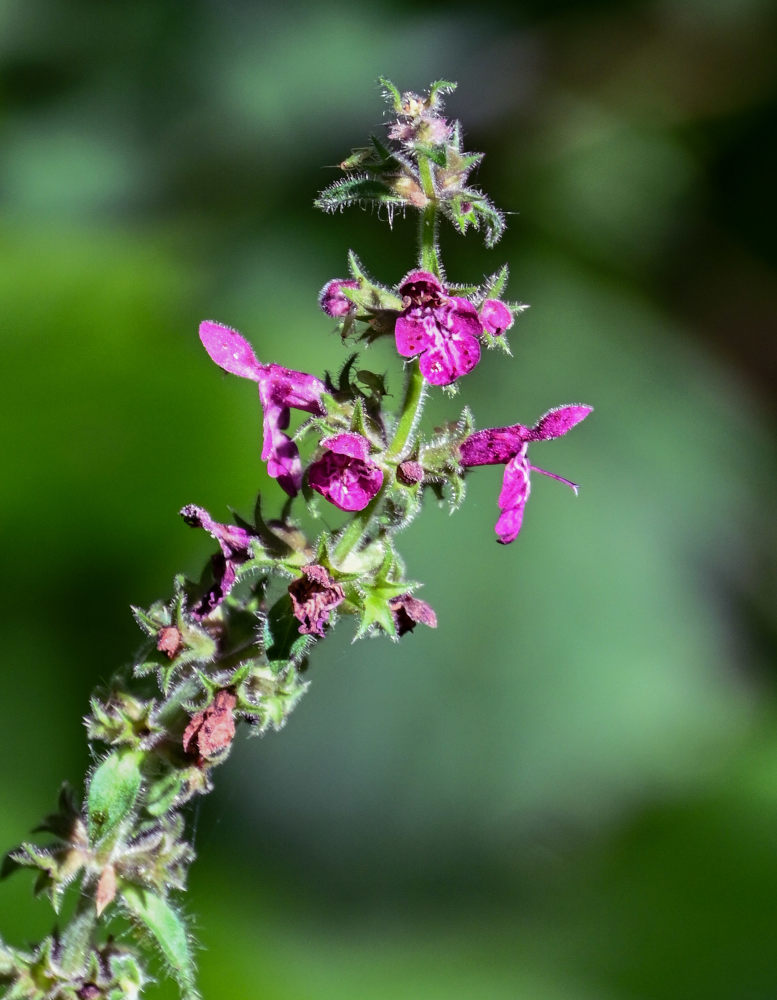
[307,432,384,512]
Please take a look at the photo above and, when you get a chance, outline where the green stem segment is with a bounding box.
[58,891,98,975]
[417,155,441,277]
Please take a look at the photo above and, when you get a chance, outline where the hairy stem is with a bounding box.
[417,155,441,277]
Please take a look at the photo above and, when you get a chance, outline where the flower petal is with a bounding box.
[319,279,359,317]
[529,404,593,441]
[395,311,437,358]
[480,299,513,336]
[320,432,371,461]
[199,321,263,381]
[419,329,481,385]
[398,270,444,303]
[495,450,531,544]
[308,445,383,512]
[288,565,345,637]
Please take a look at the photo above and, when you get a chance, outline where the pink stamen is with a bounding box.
[530,466,580,494]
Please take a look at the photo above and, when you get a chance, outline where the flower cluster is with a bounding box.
[0,79,592,1000]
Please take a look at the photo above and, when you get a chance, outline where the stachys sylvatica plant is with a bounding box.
[0,79,592,999]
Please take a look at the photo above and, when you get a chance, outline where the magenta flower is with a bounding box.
[288,565,345,637]
[200,321,326,496]
[319,279,359,317]
[308,433,384,512]
[459,404,592,544]
[180,504,255,617]
[395,270,482,385]
[480,299,513,336]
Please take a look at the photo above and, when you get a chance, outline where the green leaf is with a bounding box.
[87,750,144,847]
[122,885,199,1000]
[314,175,405,214]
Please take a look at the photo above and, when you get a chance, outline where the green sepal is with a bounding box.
[236,662,310,733]
[348,398,372,441]
[482,330,513,356]
[378,76,402,112]
[87,749,144,848]
[87,689,160,749]
[351,550,418,641]
[3,843,83,916]
[121,885,199,1000]
[480,263,510,301]
[144,770,192,818]
[463,190,506,247]
[0,938,54,999]
[345,251,402,311]
[428,79,457,103]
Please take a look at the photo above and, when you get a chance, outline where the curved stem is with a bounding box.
[385,358,424,460]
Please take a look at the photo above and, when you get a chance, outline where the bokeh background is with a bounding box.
[2,0,777,996]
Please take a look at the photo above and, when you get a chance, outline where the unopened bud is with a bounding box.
[397,461,424,485]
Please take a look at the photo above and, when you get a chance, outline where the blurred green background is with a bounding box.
[2,0,777,996]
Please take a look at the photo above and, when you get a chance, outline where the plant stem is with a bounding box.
[385,358,424,460]
[58,890,97,975]
[417,155,441,277]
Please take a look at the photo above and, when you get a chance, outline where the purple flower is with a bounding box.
[480,299,513,336]
[319,279,360,317]
[288,565,345,637]
[388,593,438,637]
[459,404,593,544]
[180,504,255,617]
[199,321,326,496]
[395,270,482,386]
[308,433,384,512]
